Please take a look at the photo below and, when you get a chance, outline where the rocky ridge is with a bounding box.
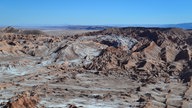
[0,27,192,107]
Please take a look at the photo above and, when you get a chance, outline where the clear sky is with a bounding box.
[0,0,192,26]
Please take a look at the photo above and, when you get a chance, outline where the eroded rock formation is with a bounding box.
[0,27,192,107]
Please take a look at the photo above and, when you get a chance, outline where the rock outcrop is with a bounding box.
[0,27,192,107]
[1,26,20,33]
[5,92,39,108]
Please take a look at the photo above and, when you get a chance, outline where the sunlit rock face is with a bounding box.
[0,27,192,107]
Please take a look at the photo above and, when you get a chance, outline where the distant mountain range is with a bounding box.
[116,23,192,30]
[163,23,192,29]
[1,23,192,30]
[29,23,192,30]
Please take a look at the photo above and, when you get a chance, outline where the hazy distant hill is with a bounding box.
[14,25,115,30]
[169,23,192,29]
[1,23,192,30]
[120,23,192,30]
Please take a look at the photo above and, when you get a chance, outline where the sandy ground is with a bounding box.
[42,30,97,36]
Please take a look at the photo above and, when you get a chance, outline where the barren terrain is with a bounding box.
[0,26,192,108]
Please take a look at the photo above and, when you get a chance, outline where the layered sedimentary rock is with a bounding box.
[0,27,192,107]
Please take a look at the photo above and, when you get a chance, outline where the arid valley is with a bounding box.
[0,26,192,108]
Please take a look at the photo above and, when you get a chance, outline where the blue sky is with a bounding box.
[0,0,192,26]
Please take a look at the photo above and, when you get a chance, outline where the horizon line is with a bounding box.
[0,22,192,27]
